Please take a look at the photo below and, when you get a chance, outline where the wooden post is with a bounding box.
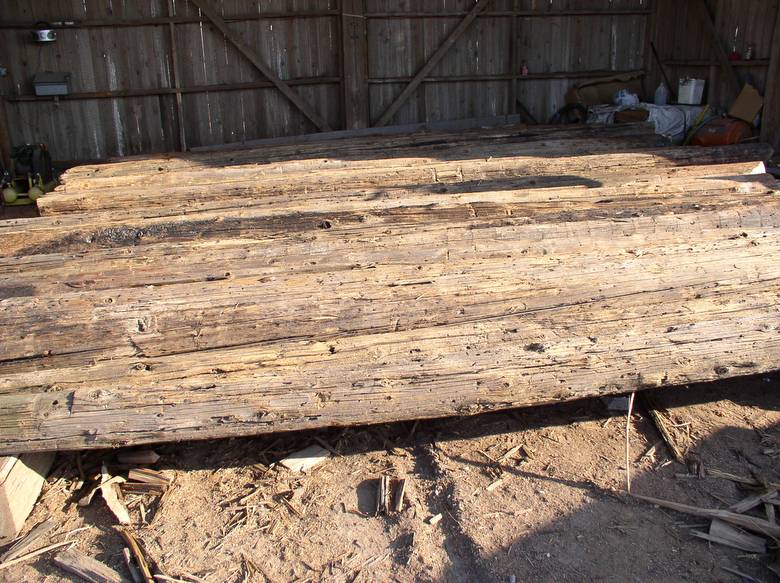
[760,2,780,148]
[341,0,369,129]
[692,0,740,98]
[0,96,11,171]
[373,0,492,127]
[509,0,517,115]
[189,0,332,132]
[167,0,187,152]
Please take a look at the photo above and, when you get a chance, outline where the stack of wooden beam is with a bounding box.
[0,123,777,454]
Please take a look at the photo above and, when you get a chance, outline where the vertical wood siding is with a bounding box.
[0,0,775,163]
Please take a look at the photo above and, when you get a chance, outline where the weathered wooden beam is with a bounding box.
[341,0,370,130]
[691,0,740,97]
[7,77,341,103]
[373,0,492,127]
[760,2,780,148]
[188,0,332,132]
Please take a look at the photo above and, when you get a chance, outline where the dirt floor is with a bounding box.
[3,374,779,583]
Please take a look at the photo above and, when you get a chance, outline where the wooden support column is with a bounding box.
[760,2,780,148]
[374,0,492,127]
[509,0,517,115]
[167,0,187,152]
[0,96,11,171]
[341,0,369,129]
[692,0,740,98]
[189,0,332,132]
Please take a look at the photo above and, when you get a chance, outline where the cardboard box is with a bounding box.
[729,84,763,124]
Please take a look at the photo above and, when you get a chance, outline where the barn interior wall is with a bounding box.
[0,0,777,164]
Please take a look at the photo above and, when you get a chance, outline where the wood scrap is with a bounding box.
[0,453,55,542]
[375,475,390,516]
[122,548,143,583]
[53,548,128,583]
[116,451,161,465]
[116,527,154,583]
[393,479,406,513]
[278,446,330,474]
[639,393,687,464]
[729,490,778,514]
[426,513,443,526]
[127,469,171,489]
[690,519,767,553]
[0,517,56,562]
[100,466,130,525]
[633,493,780,538]
[0,540,73,570]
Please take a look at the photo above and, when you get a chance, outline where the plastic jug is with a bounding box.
[654,82,669,106]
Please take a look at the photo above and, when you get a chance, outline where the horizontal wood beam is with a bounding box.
[189,0,332,132]
[7,78,341,103]
[365,9,651,18]
[0,11,339,29]
[368,70,645,84]
[662,59,769,68]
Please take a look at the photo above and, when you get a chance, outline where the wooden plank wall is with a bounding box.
[0,0,776,163]
[650,0,780,144]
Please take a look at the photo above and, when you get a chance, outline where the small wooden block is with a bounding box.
[278,445,330,473]
[53,548,129,583]
[0,452,55,543]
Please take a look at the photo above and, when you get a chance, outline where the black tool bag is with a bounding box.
[11,144,54,183]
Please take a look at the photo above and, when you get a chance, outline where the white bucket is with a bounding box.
[678,78,705,105]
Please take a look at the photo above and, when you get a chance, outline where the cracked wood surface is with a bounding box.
[0,125,778,453]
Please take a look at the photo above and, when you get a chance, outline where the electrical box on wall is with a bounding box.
[32,72,71,97]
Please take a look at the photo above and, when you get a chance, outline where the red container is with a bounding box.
[692,118,752,146]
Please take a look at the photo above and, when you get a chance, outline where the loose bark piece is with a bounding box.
[278,446,330,473]
[53,548,128,583]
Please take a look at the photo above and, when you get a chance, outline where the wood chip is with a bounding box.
[278,445,330,473]
[53,548,128,583]
[486,479,503,492]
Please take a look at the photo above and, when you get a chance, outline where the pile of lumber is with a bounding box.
[0,122,778,453]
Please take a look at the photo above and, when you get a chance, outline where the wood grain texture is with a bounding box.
[0,124,778,453]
